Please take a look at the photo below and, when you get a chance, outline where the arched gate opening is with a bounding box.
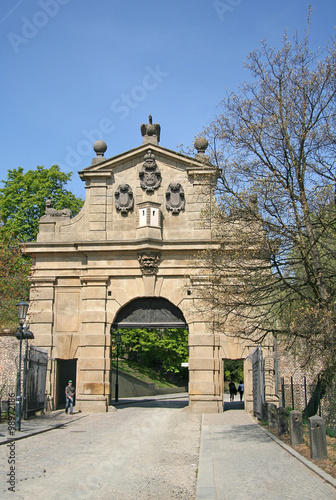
[110,297,188,402]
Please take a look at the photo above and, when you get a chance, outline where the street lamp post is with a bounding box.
[15,300,34,431]
[114,331,121,403]
[15,300,29,431]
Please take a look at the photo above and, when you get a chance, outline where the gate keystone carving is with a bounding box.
[138,252,160,275]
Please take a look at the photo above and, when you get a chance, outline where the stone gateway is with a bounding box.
[25,118,276,413]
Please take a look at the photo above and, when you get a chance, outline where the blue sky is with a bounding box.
[1,0,335,198]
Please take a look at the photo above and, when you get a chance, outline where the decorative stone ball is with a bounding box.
[194,136,209,154]
[93,140,107,155]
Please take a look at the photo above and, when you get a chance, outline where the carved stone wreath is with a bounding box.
[138,252,160,276]
[115,184,134,213]
[139,149,161,193]
[166,183,185,214]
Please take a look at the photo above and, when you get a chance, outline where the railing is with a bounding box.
[280,375,321,419]
[280,374,336,433]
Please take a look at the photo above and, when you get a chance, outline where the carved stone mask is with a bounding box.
[138,252,160,276]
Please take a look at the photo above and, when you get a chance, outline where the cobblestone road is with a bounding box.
[2,396,336,500]
[0,397,201,500]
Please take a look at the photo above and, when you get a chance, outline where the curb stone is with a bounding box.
[195,415,216,500]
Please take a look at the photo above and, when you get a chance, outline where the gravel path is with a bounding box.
[0,399,201,500]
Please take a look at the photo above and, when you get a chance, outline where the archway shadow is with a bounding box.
[224,400,245,411]
[110,394,189,410]
[115,400,188,409]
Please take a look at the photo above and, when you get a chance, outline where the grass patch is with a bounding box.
[111,359,185,389]
[0,408,15,423]
[326,427,336,439]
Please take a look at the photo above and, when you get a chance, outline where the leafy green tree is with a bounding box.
[0,233,30,330]
[192,17,336,375]
[0,165,84,242]
[224,360,244,382]
[0,165,83,327]
[113,328,189,383]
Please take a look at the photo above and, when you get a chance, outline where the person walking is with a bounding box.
[229,380,237,402]
[238,381,244,401]
[65,380,75,414]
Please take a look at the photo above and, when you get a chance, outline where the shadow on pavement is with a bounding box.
[113,396,245,411]
[211,424,271,443]
[111,395,189,409]
[224,400,245,411]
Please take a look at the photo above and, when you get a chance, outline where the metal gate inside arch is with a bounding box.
[111,297,187,330]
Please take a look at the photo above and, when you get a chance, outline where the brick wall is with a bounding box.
[278,343,325,410]
[0,331,27,399]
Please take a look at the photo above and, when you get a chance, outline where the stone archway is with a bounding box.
[25,118,276,413]
[110,297,188,401]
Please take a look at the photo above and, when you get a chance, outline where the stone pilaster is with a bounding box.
[77,276,110,412]
[188,327,223,413]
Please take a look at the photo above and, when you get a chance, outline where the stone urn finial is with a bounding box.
[92,140,107,165]
[194,136,209,155]
[93,140,107,157]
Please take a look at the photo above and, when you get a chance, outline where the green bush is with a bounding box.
[224,359,244,382]
[112,328,189,384]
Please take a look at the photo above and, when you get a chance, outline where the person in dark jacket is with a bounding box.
[229,380,237,401]
[65,380,75,414]
[237,381,244,401]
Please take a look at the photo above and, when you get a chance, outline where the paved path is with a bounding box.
[1,394,336,499]
[196,407,336,499]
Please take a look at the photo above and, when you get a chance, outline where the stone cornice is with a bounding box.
[28,277,57,284]
[80,276,109,284]
[24,239,220,254]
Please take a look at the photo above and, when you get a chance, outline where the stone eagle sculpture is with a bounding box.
[140,115,160,143]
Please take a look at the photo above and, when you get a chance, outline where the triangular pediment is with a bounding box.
[78,142,214,180]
